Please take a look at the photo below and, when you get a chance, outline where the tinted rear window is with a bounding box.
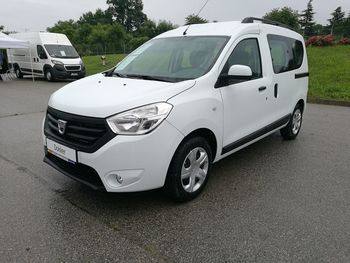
[267,35,304,74]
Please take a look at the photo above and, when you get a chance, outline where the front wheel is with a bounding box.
[280,104,303,140]
[15,67,23,79]
[164,137,212,202]
[45,69,55,82]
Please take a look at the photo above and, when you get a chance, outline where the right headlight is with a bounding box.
[106,102,173,135]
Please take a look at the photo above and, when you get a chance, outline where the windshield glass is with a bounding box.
[114,36,229,82]
[44,45,79,59]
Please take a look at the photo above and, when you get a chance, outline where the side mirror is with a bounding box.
[228,65,253,78]
[215,65,253,88]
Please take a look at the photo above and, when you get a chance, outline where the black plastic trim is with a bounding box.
[222,114,291,155]
[295,72,309,79]
[242,17,295,31]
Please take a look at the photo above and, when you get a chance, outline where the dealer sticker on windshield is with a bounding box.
[46,138,77,164]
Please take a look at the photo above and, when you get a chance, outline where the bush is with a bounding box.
[338,37,350,45]
[306,35,334,47]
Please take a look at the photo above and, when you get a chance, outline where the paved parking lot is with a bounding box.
[0,79,349,262]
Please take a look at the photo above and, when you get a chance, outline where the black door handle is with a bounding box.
[274,84,278,98]
[258,86,267,92]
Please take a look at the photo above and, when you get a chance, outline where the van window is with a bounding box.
[44,45,79,59]
[267,35,304,74]
[223,38,262,79]
[37,45,48,60]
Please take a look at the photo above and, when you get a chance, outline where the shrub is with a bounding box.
[306,35,334,47]
[338,37,350,45]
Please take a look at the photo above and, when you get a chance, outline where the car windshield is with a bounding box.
[113,36,229,83]
[44,45,79,59]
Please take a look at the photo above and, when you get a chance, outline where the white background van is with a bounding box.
[8,32,85,81]
[43,18,309,201]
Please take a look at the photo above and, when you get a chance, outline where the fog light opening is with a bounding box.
[115,174,123,184]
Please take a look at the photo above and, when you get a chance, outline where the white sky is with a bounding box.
[1,0,350,32]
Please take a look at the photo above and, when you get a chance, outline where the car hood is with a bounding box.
[48,73,195,118]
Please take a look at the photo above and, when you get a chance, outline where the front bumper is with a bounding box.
[52,64,86,79]
[43,120,184,192]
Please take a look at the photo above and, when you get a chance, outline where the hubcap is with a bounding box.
[292,109,302,134]
[181,147,209,193]
[16,69,20,77]
[46,71,51,81]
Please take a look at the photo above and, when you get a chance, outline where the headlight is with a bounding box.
[107,102,173,135]
[51,60,64,65]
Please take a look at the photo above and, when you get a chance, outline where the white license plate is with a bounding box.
[47,138,77,164]
[71,73,78,76]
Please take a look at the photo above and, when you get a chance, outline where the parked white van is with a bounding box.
[8,32,85,81]
[43,18,309,201]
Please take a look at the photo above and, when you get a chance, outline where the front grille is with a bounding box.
[65,65,81,71]
[45,151,105,190]
[44,107,116,153]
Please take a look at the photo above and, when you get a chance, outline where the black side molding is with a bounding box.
[221,114,291,155]
[295,72,309,79]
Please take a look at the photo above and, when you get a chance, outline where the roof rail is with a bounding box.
[242,17,295,31]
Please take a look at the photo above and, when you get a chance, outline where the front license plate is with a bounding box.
[71,73,78,76]
[47,138,77,164]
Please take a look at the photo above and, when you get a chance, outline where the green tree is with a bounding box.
[137,19,177,39]
[155,20,177,36]
[47,20,78,44]
[185,14,208,25]
[78,9,113,25]
[299,0,316,37]
[328,7,346,35]
[106,0,147,31]
[263,7,300,31]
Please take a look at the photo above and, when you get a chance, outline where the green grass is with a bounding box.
[308,45,350,101]
[83,45,350,101]
[82,54,126,75]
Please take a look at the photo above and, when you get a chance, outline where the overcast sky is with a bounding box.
[2,0,350,32]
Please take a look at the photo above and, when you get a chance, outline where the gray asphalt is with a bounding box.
[0,78,349,262]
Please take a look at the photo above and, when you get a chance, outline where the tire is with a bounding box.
[164,137,212,202]
[45,69,55,82]
[280,104,303,140]
[15,66,23,79]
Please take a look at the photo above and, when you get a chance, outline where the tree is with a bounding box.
[78,9,113,25]
[137,19,177,39]
[0,25,4,32]
[263,7,300,32]
[328,7,346,35]
[106,0,147,31]
[185,14,208,25]
[299,0,316,37]
[47,20,78,44]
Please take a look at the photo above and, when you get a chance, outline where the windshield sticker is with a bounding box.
[60,50,66,57]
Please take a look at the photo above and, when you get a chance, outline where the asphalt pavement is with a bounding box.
[0,78,349,262]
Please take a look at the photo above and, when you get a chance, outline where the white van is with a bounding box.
[8,32,85,81]
[43,18,309,201]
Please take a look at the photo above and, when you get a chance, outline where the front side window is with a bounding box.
[222,38,262,79]
[44,45,79,59]
[37,45,48,59]
[114,36,229,83]
[267,35,304,74]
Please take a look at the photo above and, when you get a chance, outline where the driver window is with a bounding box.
[37,45,48,60]
[223,38,262,79]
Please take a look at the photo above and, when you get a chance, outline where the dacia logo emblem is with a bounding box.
[57,119,67,135]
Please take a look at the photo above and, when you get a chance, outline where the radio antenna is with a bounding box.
[183,0,210,36]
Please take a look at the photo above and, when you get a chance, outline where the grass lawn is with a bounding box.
[83,45,350,101]
[308,45,350,101]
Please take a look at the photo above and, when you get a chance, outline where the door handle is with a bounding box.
[258,86,267,92]
[274,84,278,98]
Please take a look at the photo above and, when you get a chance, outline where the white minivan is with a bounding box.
[8,32,85,81]
[43,18,309,201]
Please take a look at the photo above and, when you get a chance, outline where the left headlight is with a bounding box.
[107,102,173,135]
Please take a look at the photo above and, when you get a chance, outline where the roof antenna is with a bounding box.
[183,0,210,36]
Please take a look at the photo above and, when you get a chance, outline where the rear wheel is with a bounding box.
[45,69,55,82]
[280,104,303,140]
[15,66,23,79]
[164,137,212,202]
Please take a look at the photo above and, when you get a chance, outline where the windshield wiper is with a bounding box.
[124,74,174,83]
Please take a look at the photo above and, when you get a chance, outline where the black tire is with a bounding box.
[280,103,303,140]
[164,137,212,202]
[15,66,23,79]
[45,68,55,82]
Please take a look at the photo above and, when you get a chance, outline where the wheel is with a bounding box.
[280,104,303,140]
[45,69,55,82]
[164,137,212,202]
[15,66,23,79]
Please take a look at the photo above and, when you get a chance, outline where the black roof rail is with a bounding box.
[242,17,295,31]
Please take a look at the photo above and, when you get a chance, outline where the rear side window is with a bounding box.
[267,35,304,74]
[223,38,262,79]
